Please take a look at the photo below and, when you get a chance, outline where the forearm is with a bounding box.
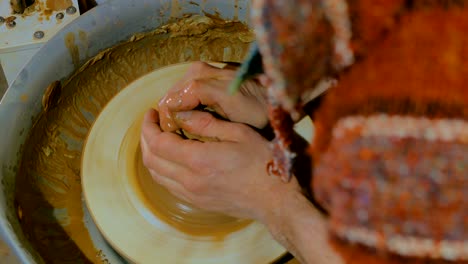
[263,190,344,264]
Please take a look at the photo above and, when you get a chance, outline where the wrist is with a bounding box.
[260,185,343,264]
[264,189,319,242]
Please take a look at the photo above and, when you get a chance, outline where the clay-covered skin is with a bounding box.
[15,15,254,263]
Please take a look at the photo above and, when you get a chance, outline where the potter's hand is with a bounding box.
[141,108,299,220]
[158,62,268,132]
[140,109,344,264]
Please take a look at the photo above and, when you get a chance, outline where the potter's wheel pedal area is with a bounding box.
[81,62,287,263]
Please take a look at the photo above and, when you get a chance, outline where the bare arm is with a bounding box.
[263,189,344,264]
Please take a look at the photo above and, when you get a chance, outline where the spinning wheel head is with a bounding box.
[82,62,286,263]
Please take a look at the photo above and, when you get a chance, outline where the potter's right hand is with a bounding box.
[141,108,344,264]
[158,61,268,132]
[141,108,299,220]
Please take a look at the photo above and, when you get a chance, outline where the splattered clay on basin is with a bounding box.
[15,15,254,263]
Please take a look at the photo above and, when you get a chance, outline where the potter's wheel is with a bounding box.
[82,62,287,263]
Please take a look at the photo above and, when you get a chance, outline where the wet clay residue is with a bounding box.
[15,15,254,263]
[18,0,72,20]
[64,32,80,69]
[46,0,72,11]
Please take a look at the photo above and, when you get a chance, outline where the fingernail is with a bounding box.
[175,111,193,121]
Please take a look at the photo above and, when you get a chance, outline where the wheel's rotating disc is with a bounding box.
[81,62,287,263]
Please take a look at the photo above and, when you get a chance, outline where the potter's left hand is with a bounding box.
[140,108,300,220]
